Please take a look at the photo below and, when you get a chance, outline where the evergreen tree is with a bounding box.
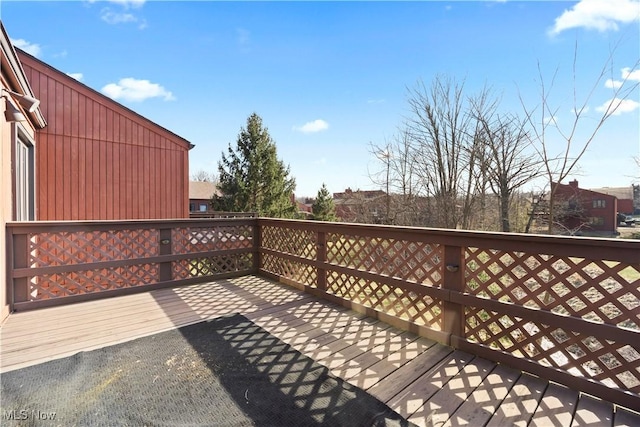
[212,113,297,218]
[312,183,337,221]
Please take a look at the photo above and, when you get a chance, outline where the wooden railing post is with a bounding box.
[159,227,172,282]
[443,244,465,347]
[253,218,261,273]
[317,230,327,291]
[10,231,29,306]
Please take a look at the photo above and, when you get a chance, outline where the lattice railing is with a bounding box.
[261,225,317,259]
[466,248,640,329]
[8,218,639,408]
[464,245,640,405]
[23,227,159,300]
[465,247,640,393]
[260,224,318,286]
[28,229,159,267]
[259,221,445,331]
[326,273,443,329]
[326,233,442,285]
[172,224,254,280]
[466,307,640,393]
[257,219,639,409]
[261,253,318,286]
[172,224,254,254]
[325,233,443,329]
[31,266,159,299]
[8,219,257,309]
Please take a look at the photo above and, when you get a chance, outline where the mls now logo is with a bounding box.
[3,410,29,420]
[3,410,57,421]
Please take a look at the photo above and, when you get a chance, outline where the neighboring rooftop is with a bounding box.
[589,186,634,201]
[189,181,219,200]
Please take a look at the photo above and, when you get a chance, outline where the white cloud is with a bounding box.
[87,0,145,9]
[544,115,558,126]
[10,38,42,57]
[605,78,623,89]
[96,0,146,28]
[101,8,137,24]
[604,66,640,89]
[596,97,640,115]
[294,119,329,134]
[549,0,640,35]
[108,0,146,9]
[66,73,84,82]
[101,78,175,102]
[621,67,640,81]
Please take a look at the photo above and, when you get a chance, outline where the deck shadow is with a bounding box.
[0,313,414,426]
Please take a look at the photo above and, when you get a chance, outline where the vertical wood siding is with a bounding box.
[19,53,190,220]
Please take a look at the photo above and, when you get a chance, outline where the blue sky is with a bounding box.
[3,0,639,197]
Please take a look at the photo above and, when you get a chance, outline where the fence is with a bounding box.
[7,218,257,311]
[5,217,640,409]
[258,218,640,410]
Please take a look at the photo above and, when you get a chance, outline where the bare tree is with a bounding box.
[473,108,543,232]
[406,76,490,229]
[191,170,217,182]
[371,78,531,230]
[369,127,427,226]
[521,43,639,233]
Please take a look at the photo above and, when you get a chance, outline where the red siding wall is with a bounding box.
[618,199,634,215]
[18,51,190,220]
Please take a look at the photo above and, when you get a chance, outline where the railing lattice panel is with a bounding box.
[28,264,159,300]
[29,229,159,267]
[466,306,640,394]
[261,253,318,286]
[326,273,442,329]
[326,234,443,285]
[261,226,317,259]
[172,225,253,254]
[173,254,253,280]
[465,248,640,330]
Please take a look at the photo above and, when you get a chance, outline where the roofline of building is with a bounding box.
[553,181,618,200]
[1,21,46,129]
[15,47,195,151]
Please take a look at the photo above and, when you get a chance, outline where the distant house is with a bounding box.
[189,181,218,214]
[295,198,313,219]
[552,180,618,235]
[589,185,638,215]
[16,47,193,220]
[333,188,387,223]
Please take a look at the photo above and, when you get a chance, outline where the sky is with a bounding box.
[2,0,639,198]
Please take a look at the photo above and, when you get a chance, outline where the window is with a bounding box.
[593,199,606,208]
[14,126,35,221]
[199,203,208,212]
[189,203,196,211]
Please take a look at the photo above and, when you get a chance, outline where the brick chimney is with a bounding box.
[569,180,579,189]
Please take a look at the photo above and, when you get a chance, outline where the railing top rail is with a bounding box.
[6,217,638,262]
[6,217,259,233]
[190,212,257,218]
[258,218,640,263]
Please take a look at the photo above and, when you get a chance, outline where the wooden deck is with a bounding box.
[1,275,638,426]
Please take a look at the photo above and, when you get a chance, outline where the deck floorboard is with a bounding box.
[1,275,638,426]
